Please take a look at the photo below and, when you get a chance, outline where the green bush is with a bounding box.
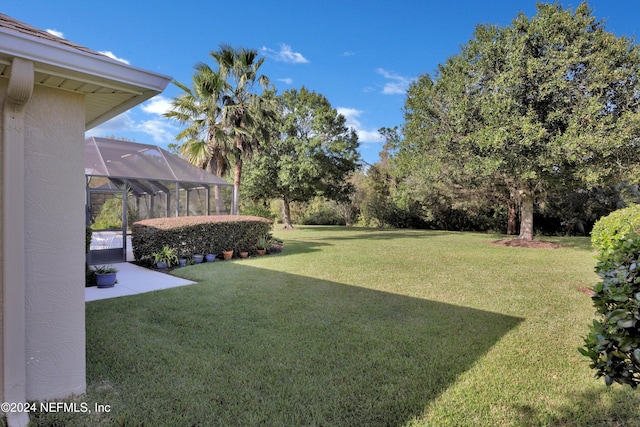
[302,210,345,226]
[91,192,139,230]
[92,196,124,230]
[240,200,278,221]
[300,197,346,226]
[581,231,640,388]
[591,204,640,254]
[86,226,93,253]
[131,215,273,263]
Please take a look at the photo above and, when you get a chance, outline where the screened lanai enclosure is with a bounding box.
[85,137,233,264]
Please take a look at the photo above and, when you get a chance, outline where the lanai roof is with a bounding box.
[85,137,232,189]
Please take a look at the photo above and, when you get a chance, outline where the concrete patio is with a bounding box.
[85,262,196,302]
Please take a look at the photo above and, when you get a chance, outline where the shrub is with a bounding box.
[152,245,179,268]
[240,201,278,221]
[302,210,345,226]
[591,204,640,254]
[581,231,640,388]
[131,215,273,263]
[86,226,93,253]
[300,197,346,226]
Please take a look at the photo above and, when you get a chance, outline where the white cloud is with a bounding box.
[85,111,136,137]
[342,51,355,57]
[358,129,384,142]
[262,44,309,64]
[46,29,64,38]
[136,118,177,144]
[376,68,414,95]
[85,103,179,144]
[337,107,361,120]
[277,77,293,85]
[141,96,172,115]
[336,107,383,143]
[138,97,179,143]
[99,51,130,65]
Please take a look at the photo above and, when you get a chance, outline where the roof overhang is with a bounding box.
[0,22,172,130]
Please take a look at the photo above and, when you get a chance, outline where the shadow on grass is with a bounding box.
[293,225,455,242]
[279,238,332,255]
[77,265,523,427]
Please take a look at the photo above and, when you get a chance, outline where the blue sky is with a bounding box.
[4,1,640,165]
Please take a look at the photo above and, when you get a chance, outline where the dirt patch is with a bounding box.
[489,238,561,249]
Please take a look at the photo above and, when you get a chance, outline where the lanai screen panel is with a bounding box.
[85,137,233,219]
[86,137,233,186]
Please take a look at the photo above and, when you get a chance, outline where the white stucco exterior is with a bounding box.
[24,84,86,400]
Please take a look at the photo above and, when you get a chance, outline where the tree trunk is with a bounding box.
[342,202,353,226]
[206,156,225,214]
[506,198,517,235]
[232,158,242,215]
[282,196,293,229]
[518,188,534,240]
[213,185,221,214]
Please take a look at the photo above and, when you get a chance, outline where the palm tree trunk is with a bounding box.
[213,185,222,215]
[232,157,242,215]
[206,156,225,214]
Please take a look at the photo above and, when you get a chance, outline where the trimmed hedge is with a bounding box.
[131,215,273,263]
[591,204,640,254]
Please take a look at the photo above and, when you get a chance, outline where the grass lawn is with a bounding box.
[29,227,640,426]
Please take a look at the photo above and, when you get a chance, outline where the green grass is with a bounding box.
[28,227,640,426]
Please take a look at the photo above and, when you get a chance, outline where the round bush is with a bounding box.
[591,205,640,255]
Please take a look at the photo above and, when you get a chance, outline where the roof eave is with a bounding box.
[0,27,172,130]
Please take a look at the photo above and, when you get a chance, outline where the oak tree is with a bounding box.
[243,87,360,228]
[403,2,640,239]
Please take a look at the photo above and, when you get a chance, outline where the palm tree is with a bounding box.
[167,45,275,215]
[211,45,275,215]
[165,70,231,214]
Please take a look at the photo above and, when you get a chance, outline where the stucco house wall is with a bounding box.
[0,61,86,411]
[24,84,86,399]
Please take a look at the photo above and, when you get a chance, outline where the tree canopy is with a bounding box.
[401,2,640,239]
[242,87,360,228]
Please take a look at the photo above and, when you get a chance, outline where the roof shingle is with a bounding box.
[0,13,109,59]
